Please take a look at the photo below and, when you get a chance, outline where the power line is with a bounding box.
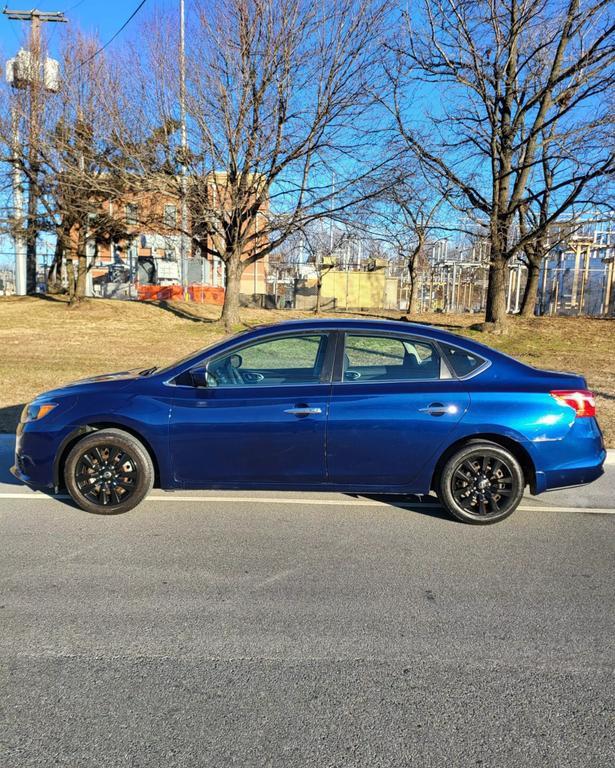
[76,0,147,69]
[64,0,89,12]
[48,0,86,48]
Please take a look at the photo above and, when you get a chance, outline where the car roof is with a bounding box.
[251,317,471,344]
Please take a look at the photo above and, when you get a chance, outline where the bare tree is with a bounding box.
[364,172,448,315]
[517,124,613,317]
[299,222,353,313]
[0,31,137,304]
[387,0,615,326]
[131,0,391,330]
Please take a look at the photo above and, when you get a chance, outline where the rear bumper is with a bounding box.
[534,451,605,494]
[528,415,606,494]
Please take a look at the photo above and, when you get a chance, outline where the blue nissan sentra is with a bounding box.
[12,318,605,524]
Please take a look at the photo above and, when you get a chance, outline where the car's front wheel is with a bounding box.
[437,442,524,524]
[64,429,154,514]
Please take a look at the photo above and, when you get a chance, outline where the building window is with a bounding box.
[163,205,177,228]
[125,203,138,226]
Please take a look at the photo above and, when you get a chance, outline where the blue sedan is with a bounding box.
[11,318,605,524]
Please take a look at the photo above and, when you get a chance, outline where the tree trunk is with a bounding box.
[408,267,420,314]
[484,256,508,325]
[65,255,76,303]
[47,237,64,294]
[520,259,541,318]
[75,250,88,300]
[221,254,242,331]
[315,276,322,314]
[74,252,87,303]
[69,230,88,306]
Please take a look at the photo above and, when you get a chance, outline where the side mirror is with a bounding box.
[190,366,209,388]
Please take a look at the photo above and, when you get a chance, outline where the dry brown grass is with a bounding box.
[1,295,613,445]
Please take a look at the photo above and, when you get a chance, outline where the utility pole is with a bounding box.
[4,8,66,294]
[179,0,189,298]
[9,97,26,294]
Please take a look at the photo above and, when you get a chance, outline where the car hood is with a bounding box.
[36,369,144,400]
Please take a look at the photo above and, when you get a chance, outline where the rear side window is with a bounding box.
[343,334,442,381]
[441,343,487,378]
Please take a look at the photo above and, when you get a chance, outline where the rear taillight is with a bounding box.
[550,390,596,418]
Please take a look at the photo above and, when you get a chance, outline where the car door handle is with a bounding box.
[284,407,322,416]
[418,402,458,417]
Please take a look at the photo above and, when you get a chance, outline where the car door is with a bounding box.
[326,331,470,488]
[168,331,335,487]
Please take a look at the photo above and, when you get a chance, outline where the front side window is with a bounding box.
[206,333,329,387]
[343,334,442,382]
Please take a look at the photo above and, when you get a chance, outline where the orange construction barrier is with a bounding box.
[137,283,225,305]
[137,285,163,301]
[189,284,225,305]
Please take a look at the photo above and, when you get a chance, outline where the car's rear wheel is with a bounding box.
[64,429,154,514]
[437,443,524,524]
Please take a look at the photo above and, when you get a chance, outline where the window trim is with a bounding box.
[163,327,492,389]
[166,329,339,389]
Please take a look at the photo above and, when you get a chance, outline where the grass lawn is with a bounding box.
[1,295,613,446]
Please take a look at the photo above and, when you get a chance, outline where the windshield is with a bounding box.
[153,328,254,377]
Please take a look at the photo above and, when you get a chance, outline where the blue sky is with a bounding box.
[0,0,169,59]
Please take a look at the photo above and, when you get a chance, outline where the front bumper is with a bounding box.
[10,460,53,490]
[12,423,73,490]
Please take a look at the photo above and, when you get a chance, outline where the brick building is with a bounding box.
[87,174,269,300]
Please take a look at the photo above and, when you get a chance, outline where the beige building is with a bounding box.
[292,258,401,311]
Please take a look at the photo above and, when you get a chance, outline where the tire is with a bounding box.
[64,429,154,515]
[437,442,524,525]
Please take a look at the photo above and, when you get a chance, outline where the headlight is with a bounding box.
[21,402,58,423]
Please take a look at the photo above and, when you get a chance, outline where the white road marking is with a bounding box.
[0,491,613,514]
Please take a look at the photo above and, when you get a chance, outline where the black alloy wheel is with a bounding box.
[437,443,524,524]
[75,444,138,507]
[64,429,154,514]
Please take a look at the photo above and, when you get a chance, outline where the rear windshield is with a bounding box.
[441,343,487,378]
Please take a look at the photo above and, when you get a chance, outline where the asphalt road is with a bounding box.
[1,436,614,767]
